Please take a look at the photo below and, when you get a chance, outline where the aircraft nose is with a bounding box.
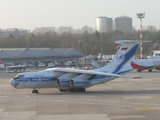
[9,79,14,87]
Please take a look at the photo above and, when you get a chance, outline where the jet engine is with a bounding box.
[70,79,91,87]
[56,78,70,85]
[56,73,79,85]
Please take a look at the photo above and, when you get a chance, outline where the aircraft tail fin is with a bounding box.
[96,40,149,74]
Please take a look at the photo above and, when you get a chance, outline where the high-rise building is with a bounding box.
[115,16,132,32]
[96,17,112,33]
[0,28,30,38]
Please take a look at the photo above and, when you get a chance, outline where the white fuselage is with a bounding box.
[131,59,160,69]
[9,68,119,90]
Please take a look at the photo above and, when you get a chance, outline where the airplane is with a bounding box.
[131,59,160,72]
[0,59,4,70]
[9,40,144,94]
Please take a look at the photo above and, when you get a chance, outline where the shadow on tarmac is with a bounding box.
[38,89,160,96]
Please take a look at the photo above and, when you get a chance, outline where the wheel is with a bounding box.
[59,89,66,92]
[32,90,39,94]
[32,90,35,94]
[148,69,152,72]
[35,90,39,93]
[78,88,85,92]
[82,88,86,92]
[137,69,141,72]
[70,88,75,92]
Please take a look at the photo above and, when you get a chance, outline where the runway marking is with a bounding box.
[0,94,160,108]
[112,115,146,119]
[133,107,160,110]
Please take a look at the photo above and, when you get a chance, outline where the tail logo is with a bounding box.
[116,53,125,62]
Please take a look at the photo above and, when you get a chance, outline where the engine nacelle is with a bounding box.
[56,73,79,85]
[70,79,91,87]
[56,78,70,85]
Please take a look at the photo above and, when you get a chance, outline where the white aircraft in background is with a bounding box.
[131,59,160,72]
[9,40,143,94]
[0,59,4,70]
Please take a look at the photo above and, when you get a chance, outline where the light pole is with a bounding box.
[137,13,145,59]
[27,41,30,48]
[78,40,81,52]
[100,39,103,54]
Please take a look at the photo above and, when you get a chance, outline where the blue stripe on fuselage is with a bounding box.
[112,44,138,74]
[14,76,57,83]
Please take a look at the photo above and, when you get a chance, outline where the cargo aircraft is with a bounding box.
[9,40,144,93]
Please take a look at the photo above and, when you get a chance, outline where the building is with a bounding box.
[115,16,132,32]
[152,50,160,56]
[96,17,113,33]
[0,28,30,38]
[0,48,83,66]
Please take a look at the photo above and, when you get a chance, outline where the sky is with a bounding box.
[0,0,160,31]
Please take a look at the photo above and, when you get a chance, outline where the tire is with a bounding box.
[148,69,152,72]
[35,90,39,93]
[59,89,66,92]
[70,88,75,92]
[32,90,35,94]
[137,69,141,72]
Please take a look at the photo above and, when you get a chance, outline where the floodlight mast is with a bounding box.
[137,13,145,59]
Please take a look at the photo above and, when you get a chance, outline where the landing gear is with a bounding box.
[32,89,39,94]
[137,69,141,72]
[148,69,152,72]
[59,89,67,92]
[70,88,86,92]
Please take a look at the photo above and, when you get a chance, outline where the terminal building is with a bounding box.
[0,48,83,66]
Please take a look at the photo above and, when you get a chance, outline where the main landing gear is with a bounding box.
[148,69,152,72]
[70,88,86,92]
[137,69,142,72]
[59,88,86,92]
[32,89,39,94]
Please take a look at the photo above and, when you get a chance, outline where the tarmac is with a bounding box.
[0,70,160,120]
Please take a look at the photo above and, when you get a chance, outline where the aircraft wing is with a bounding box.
[54,68,141,79]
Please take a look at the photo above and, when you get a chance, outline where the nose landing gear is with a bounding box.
[32,89,39,94]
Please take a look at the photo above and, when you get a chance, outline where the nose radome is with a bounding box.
[9,79,14,85]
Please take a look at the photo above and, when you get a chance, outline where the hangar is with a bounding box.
[0,48,83,66]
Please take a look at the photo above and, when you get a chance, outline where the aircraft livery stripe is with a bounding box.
[14,76,57,82]
[92,44,138,80]
[112,44,139,74]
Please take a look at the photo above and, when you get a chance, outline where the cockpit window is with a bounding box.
[14,74,25,79]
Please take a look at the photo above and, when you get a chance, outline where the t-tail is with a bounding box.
[96,40,147,74]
